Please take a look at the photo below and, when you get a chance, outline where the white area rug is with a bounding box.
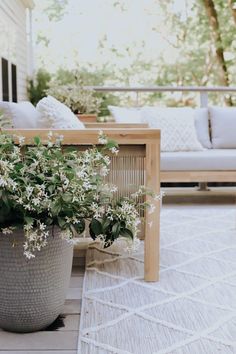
[78,207,236,353]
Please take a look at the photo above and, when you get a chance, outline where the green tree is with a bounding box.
[149,0,236,106]
[28,69,51,106]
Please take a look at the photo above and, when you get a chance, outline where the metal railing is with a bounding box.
[84,86,236,107]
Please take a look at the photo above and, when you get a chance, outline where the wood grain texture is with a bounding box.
[5,129,160,145]
[145,142,161,281]
[161,170,236,182]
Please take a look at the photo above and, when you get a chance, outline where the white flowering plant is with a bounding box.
[0,131,160,259]
[46,81,101,114]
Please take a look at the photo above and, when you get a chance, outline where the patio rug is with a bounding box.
[78,208,236,354]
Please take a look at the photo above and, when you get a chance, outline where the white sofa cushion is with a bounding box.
[36,96,85,129]
[161,149,236,171]
[209,107,236,148]
[0,101,39,128]
[194,108,211,149]
[141,107,204,152]
[108,105,142,123]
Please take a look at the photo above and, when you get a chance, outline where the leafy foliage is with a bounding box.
[46,81,102,114]
[28,66,120,116]
[28,69,51,106]
[0,132,156,259]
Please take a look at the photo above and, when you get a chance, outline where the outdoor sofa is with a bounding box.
[107,106,236,184]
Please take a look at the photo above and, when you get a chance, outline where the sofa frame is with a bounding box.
[85,123,236,184]
[7,128,161,282]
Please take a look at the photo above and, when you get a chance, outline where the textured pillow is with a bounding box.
[0,101,39,128]
[36,96,85,129]
[194,108,211,149]
[141,107,204,152]
[108,105,142,123]
[209,106,236,148]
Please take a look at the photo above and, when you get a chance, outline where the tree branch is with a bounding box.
[228,0,236,25]
[202,0,232,105]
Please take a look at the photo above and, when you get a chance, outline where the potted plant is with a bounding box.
[46,81,101,122]
[0,131,152,333]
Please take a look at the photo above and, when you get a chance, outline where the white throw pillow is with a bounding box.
[0,101,39,128]
[194,108,211,149]
[141,107,204,152]
[36,96,85,129]
[108,105,142,123]
[209,106,236,148]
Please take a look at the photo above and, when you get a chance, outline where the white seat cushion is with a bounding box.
[161,149,236,171]
[0,101,39,128]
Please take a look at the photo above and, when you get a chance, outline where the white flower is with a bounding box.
[110,185,118,193]
[32,198,41,206]
[1,227,14,235]
[83,181,92,190]
[103,156,110,165]
[47,131,53,139]
[39,222,46,231]
[98,131,108,145]
[23,250,35,259]
[110,147,119,155]
[17,136,25,146]
[148,204,156,214]
[100,166,109,176]
[148,221,153,228]
[154,191,165,201]
[0,177,7,187]
[60,228,73,240]
[26,186,34,196]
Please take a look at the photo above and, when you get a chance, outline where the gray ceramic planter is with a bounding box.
[0,228,73,333]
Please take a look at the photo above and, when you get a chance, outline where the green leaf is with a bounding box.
[48,185,55,194]
[102,218,111,232]
[112,222,121,238]
[33,136,41,146]
[45,217,53,226]
[120,228,133,240]
[62,193,72,203]
[73,219,85,234]
[51,201,62,216]
[89,218,103,239]
[24,216,34,225]
[57,216,67,229]
[106,140,118,149]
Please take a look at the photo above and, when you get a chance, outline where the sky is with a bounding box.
[32,0,191,76]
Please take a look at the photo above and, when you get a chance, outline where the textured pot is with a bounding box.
[0,228,73,333]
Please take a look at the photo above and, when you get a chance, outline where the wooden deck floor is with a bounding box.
[0,265,85,354]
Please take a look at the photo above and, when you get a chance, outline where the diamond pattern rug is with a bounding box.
[78,207,236,353]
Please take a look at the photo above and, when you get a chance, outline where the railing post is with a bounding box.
[136,91,139,106]
[199,91,210,191]
[200,91,208,108]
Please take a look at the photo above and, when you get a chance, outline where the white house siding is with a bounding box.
[0,0,33,101]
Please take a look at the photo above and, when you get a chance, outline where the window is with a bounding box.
[2,58,9,101]
[11,63,17,102]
